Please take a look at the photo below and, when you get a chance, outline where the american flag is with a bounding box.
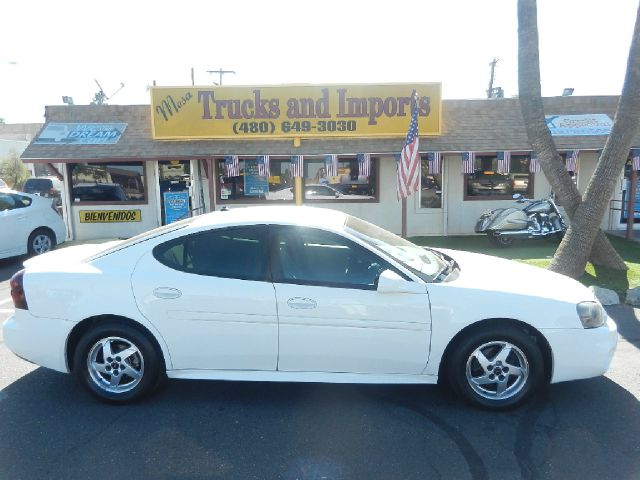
[257,155,270,177]
[566,150,579,172]
[290,155,303,178]
[397,92,421,199]
[357,153,371,177]
[324,154,338,177]
[224,155,240,177]
[529,151,540,173]
[427,152,442,174]
[497,151,511,174]
[462,151,475,174]
[631,149,640,171]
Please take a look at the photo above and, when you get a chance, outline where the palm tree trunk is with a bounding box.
[518,0,633,276]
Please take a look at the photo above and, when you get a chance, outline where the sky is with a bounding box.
[1,0,638,124]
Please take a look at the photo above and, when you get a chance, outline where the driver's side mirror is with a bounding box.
[512,193,522,200]
[377,270,427,294]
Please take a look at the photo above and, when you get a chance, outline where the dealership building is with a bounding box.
[19,83,640,241]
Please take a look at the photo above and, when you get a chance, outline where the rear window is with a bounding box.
[24,179,53,190]
[83,217,196,262]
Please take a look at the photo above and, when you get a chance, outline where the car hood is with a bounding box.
[23,241,123,271]
[436,248,596,305]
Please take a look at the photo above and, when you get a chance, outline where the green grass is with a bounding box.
[410,234,640,297]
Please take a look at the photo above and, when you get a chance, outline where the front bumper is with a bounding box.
[3,309,74,373]
[543,317,618,384]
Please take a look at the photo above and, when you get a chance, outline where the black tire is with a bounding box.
[446,325,544,410]
[28,228,56,255]
[487,232,513,248]
[73,322,163,404]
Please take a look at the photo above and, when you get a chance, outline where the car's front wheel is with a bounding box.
[28,228,56,255]
[447,326,544,409]
[73,323,163,403]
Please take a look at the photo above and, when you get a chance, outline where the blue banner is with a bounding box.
[163,191,190,224]
[35,123,127,144]
[545,114,612,136]
[243,159,269,196]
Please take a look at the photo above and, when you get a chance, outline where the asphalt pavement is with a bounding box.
[1,256,639,480]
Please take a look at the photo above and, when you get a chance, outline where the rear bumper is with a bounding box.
[543,317,618,384]
[2,310,73,373]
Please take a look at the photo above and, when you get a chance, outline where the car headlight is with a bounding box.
[576,301,606,328]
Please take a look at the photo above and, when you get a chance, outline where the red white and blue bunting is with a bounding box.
[324,154,338,177]
[290,155,304,177]
[631,149,640,171]
[257,155,270,177]
[357,153,371,177]
[224,155,240,177]
[426,152,442,174]
[462,151,475,174]
[497,151,511,174]
[529,151,540,173]
[565,150,579,172]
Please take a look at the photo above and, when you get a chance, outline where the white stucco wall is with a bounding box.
[66,161,161,240]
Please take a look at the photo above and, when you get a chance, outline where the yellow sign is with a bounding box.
[151,83,441,140]
[79,210,142,223]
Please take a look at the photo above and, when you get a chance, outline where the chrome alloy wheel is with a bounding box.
[31,234,52,254]
[87,336,145,394]
[465,341,529,401]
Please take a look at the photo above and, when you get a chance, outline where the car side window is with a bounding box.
[272,226,390,289]
[0,193,17,211]
[12,194,32,209]
[153,226,270,281]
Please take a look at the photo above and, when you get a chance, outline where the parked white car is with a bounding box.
[4,207,617,409]
[0,190,66,259]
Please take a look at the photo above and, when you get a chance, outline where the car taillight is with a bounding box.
[10,269,28,310]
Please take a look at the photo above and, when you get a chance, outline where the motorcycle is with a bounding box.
[475,193,567,247]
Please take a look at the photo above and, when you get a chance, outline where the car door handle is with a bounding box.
[286,297,317,309]
[153,287,182,299]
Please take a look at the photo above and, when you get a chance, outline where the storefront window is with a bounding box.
[420,157,442,208]
[464,155,533,200]
[216,157,294,202]
[303,157,377,201]
[216,156,377,202]
[69,162,146,203]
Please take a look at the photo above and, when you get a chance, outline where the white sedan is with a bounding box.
[4,207,617,409]
[0,189,66,259]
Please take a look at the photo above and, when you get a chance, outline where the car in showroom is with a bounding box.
[266,184,372,201]
[0,189,66,259]
[469,172,512,195]
[4,207,616,409]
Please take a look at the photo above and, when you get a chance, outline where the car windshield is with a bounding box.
[345,215,447,282]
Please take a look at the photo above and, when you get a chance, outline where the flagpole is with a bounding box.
[402,198,407,238]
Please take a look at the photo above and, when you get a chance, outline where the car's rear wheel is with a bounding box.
[73,323,162,403]
[487,232,513,248]
[447,326,544,410]
[28,228,55,255]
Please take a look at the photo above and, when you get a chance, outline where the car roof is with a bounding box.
[189,206,348,231]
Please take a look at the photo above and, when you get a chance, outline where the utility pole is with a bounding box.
[207,68,236,85]
[487,58,503,98]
